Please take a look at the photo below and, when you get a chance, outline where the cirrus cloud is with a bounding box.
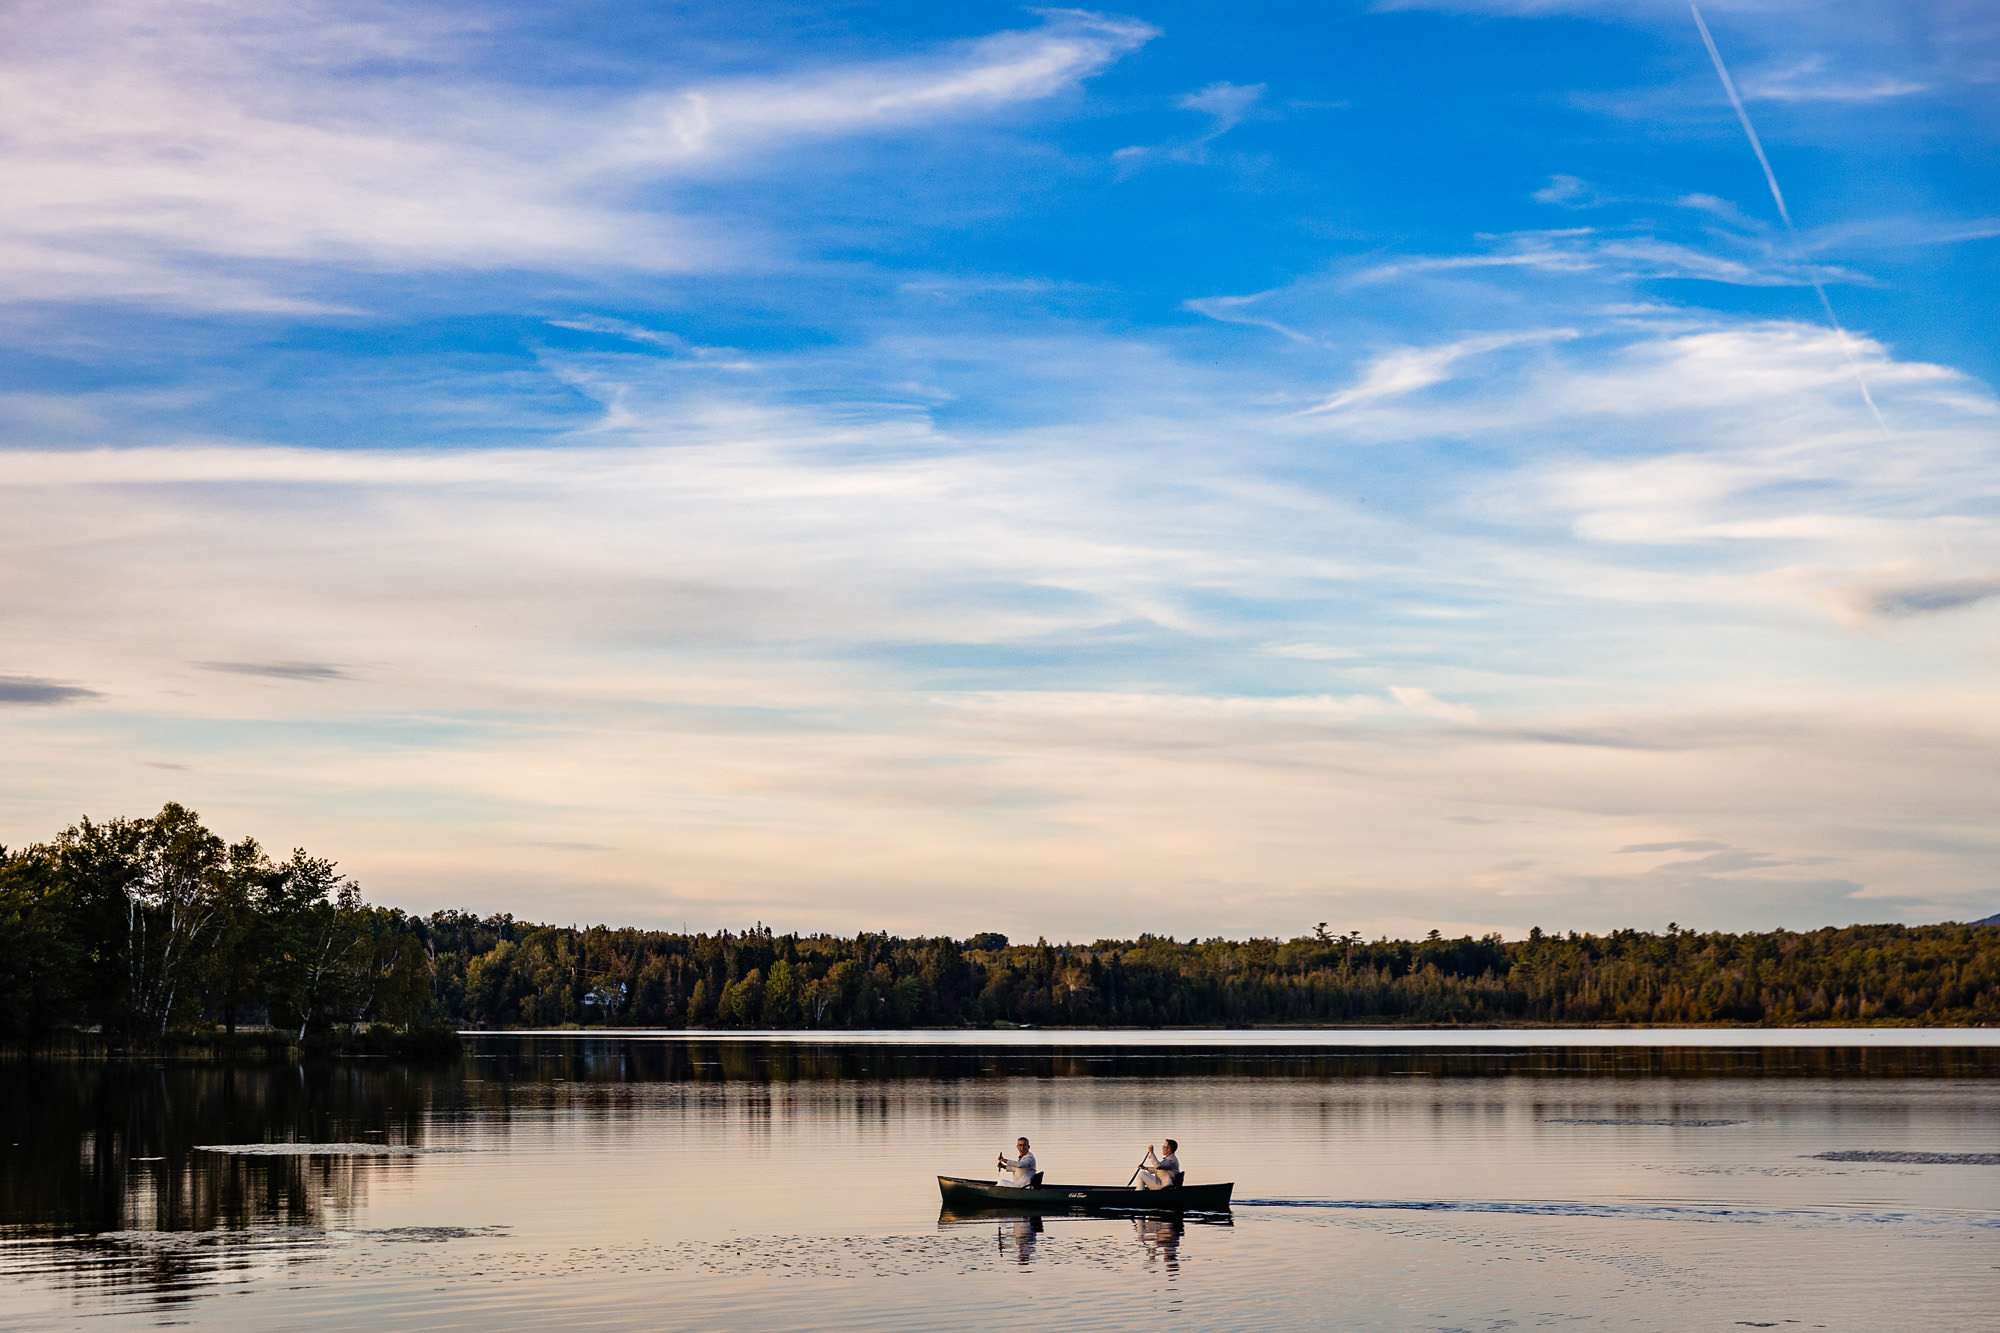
[0,3,1152,309]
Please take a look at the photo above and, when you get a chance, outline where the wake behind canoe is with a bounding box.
[937,1175,1233,1213]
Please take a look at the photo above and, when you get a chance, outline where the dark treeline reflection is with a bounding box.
[469,1038,2000,1086]
[0,1062,434,1236]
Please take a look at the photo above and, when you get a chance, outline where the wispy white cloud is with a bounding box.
[1261,642,1359,660]
[1673,192,1766,231]
[1809,215,2000,254]
[1182,291,1319,343]
[1372,0,1854,21]
[610,13,1155,163]
[1737,54,1929,103]
[544,317,756,370]
[0,3,1152,309]
[1114,79,1266,168]
[1350,228,1865,288]
[1177,81,1267,134]
[1388,685,1479,722]
[1299,329,1578,414]
[1533,174,1600,208]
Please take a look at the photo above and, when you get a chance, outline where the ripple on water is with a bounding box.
[1810,1151,2000,1165]
[323,1228,1169,1284]
[192,1143,429,1156]
[348,1226,511,1244]
[1543,1118,1746,1127]
[80,1227,328,1258]
[1238,1198,2000,1229]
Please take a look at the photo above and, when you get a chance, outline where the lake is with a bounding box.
[4,1033,1999,1330]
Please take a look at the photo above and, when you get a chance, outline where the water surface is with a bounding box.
[4,1035,1997,1330]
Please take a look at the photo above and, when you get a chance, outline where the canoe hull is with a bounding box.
[937,1175,1233,1213]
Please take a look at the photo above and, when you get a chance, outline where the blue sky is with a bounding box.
[3,0,1997,938]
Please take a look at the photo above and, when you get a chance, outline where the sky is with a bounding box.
[3,0,1997,941]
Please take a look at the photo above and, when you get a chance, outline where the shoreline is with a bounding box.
[459,1025,2000,1048]
[17,1022,2000,1061]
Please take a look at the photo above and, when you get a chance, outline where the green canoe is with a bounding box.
[937,1174,1234,1213]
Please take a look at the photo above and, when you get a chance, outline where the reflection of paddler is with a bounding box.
[1133,1214,1183,1270]
[1002,1215,1041,1264]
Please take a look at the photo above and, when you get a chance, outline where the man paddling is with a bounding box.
[996,1137,1036,1188]
[1135,1139,1179,1190]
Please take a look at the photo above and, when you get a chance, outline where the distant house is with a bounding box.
[583,982,628,1018]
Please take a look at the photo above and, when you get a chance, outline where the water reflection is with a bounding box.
[5,1040,1998,1330]
[936,1207,1227,1276]
[2,1127,420,1311]
[1131,1215,1181,1273]
[0,1062,436,1240]
[466,1038,2000,1084]
[11,1040,1996,1243]
[1002,1215,1039,1264]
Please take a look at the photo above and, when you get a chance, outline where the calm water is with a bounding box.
[4,1035,1999,1330]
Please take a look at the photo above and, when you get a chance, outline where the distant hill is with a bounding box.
[1974,912,2000,926]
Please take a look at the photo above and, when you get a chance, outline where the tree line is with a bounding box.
[0,804,429,1044]
[4,804,1997,1044]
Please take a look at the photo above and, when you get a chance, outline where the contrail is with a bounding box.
[1690,3,1888,435]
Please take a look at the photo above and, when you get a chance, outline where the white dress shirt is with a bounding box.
[996,1150,1036,1187]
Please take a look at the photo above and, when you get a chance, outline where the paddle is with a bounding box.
[1125,1157,1149,1189]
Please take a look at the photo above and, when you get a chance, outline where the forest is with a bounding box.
[3,803,1997,1045]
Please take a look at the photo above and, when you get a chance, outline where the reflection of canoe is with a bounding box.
[937,1175,1233,1213]
[940,1207,1233,1229]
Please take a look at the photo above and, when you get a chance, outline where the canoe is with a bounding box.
[937,1174,1234,1213]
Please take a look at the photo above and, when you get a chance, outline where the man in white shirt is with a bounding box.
[996,1137,1037,1187]
[1136,1139,1180,1190]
